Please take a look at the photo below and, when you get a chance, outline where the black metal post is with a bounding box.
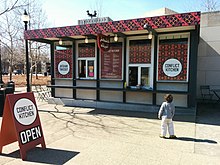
[50,43,55,97]
[0,40,3,85]
[96,44,100,101]
[24,22,30,92]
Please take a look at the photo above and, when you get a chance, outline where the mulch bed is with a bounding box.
[2,75,51,87]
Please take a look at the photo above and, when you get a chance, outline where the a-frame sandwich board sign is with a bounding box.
[0,92,46,160]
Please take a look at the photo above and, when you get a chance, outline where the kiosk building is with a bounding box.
[24,9,200,113]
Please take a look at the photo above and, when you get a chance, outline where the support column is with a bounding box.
[50,42,55,97]
[188,26,200,107]
[96,45,100,101]
[123,38,127,103]
[153,35,158,105]
[72,41,76,99]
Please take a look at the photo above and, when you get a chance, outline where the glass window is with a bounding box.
[129,67,150,87]
[88,60,94,77]
[141,67,149,86]
[78,59,95,78]
[54,41,73,78]
[55,41,73,51]
[129,67,138,86]
[78,60,86,78]
[77,42,96,79]
[127,38,152,88]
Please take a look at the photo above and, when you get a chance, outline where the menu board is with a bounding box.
[101,43,122,79]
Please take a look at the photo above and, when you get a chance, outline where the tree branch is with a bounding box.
[0,0,26,16]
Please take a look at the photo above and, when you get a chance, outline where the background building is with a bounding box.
[197,11,220,99]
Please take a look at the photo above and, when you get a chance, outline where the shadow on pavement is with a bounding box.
[196,102,220,126]
[172,137,217,144]
[1,147,79,164]
[87,102,217,125]
[89,108,195,123]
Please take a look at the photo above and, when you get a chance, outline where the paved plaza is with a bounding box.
[0,88,220,164]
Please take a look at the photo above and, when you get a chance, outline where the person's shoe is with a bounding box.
[169,135,177,139]
[159,135,166,138]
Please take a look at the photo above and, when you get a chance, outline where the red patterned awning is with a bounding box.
[24,12,200,40]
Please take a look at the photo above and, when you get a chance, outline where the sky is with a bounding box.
[41,0,204,27]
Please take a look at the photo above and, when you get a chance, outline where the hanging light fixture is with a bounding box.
[148,32,153,39]
[114,34,118,42]
[143,24,157,40]
[59,39,63,45]
[85,36,88,43]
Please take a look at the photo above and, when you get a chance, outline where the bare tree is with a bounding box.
[0,9,21,81]
[0,0,26,16]
[25,0,49,83]
[89,0,104,18]
[0,0,30,82]
[0,0,49,88]
[201,0,220,12]
[183,0,220,12]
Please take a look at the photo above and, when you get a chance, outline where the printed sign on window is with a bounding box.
[55,49,72,78]
[163,58,182,77]
[58,60,70,75]
[97,34,110,52]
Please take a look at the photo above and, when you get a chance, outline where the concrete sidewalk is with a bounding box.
[0,97,220,164]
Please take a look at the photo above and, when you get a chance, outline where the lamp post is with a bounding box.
[22,10,31,92]
[0,40,3,85]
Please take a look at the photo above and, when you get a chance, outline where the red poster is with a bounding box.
[101,43,122,79]
[129,39,151,64]
[157,39,188,81]
[0,93,46,160]
[78,43,95,58]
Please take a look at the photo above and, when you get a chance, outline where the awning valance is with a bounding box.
[24,11,200,41]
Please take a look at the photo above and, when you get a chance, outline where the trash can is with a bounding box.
[5,87,14,95]
[7,81,15,93]
[0,94,4,117]
[0,92,5,117]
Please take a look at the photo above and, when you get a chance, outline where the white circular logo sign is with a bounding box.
[163,58,182,77]
[14,98,37,126]
[58,60,70,75]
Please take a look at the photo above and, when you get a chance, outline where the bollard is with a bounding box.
[7,81,15,94]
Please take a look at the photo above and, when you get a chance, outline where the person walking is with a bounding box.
[158,94,177,139]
